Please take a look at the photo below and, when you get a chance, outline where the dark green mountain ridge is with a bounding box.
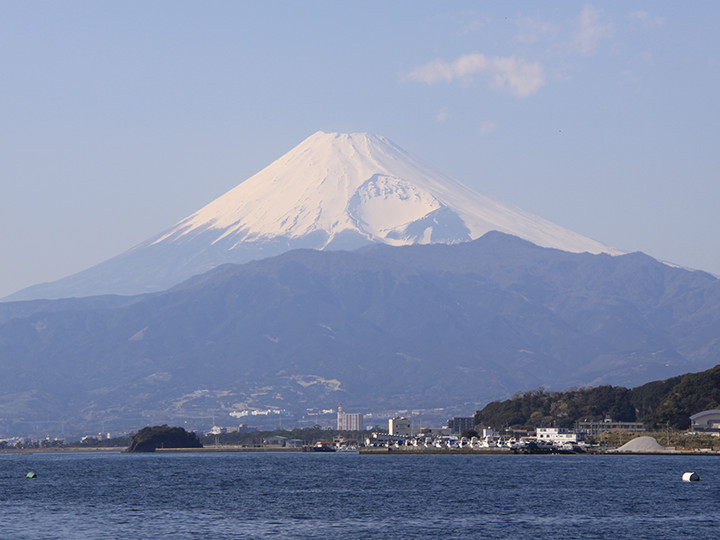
[475,364,720,430]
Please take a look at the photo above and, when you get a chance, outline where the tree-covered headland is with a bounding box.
[126,425,203,452]
[474,364,720,431]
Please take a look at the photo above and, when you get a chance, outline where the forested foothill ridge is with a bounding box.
[474,364,720,431]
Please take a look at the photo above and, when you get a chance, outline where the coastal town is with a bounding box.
[270,405,720,454]
[4,404,720,455]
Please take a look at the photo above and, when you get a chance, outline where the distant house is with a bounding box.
[367,432,407,446]
[690,410,720,434]
[264,435,288,447]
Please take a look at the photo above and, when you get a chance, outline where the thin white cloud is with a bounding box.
[516,17,557,44]
[573,4,612,55]
[435,108,449,123]
[406,53,545,98]
[628,10,665,27]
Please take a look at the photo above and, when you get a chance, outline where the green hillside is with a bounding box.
[474,365,720,431]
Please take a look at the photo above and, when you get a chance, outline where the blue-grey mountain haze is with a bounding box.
[1,233,718,435]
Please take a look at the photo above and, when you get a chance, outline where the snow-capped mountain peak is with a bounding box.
[155,131,618,255]
[6,131,620,301]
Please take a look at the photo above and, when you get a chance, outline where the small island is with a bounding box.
[126,425,203,452]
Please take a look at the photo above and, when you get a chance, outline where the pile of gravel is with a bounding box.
[613,436,667,453]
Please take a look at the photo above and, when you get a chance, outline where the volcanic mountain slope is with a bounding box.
[7,131,618,300]
[0,233,717,435]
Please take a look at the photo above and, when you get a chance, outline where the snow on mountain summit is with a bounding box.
[155,131,618,255]
[5,131,620,301]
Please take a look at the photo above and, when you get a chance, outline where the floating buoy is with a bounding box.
[682,472,700,482]
[25,471,36,479]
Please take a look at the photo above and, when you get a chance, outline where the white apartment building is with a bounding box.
[536,427,578,444]
[337,403,364,431]
[341,413,364,431]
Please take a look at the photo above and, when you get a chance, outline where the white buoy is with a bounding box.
[682,472,700,482]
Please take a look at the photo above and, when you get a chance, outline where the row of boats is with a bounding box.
[303,434,591,454]
[365,435,589,454]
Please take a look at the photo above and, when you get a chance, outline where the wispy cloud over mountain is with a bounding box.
[573,4,613,55]
[515,17,558,44]
[628,10,665,27]
[405,53,545,98]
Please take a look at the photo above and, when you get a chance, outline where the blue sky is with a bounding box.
[1,2,719,297]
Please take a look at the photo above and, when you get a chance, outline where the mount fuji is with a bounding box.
[7,131,619,300]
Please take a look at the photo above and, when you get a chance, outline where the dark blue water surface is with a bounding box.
[1,452,718,539]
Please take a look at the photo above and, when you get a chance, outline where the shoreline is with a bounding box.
[359,448,720,456]
[0,446,126,455]
[3,445,719,456]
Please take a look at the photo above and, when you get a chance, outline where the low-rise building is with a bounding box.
[690,410,720,434]
[576,418,645,437]
[389,416,412,436]
[366,432,408,446]
[286,439,304,448]
[536,427,578,444]
[264,435,288,447]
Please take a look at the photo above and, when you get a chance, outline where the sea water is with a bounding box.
[1,452,718,539]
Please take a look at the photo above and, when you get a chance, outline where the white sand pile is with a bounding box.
[613,436,667,453]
